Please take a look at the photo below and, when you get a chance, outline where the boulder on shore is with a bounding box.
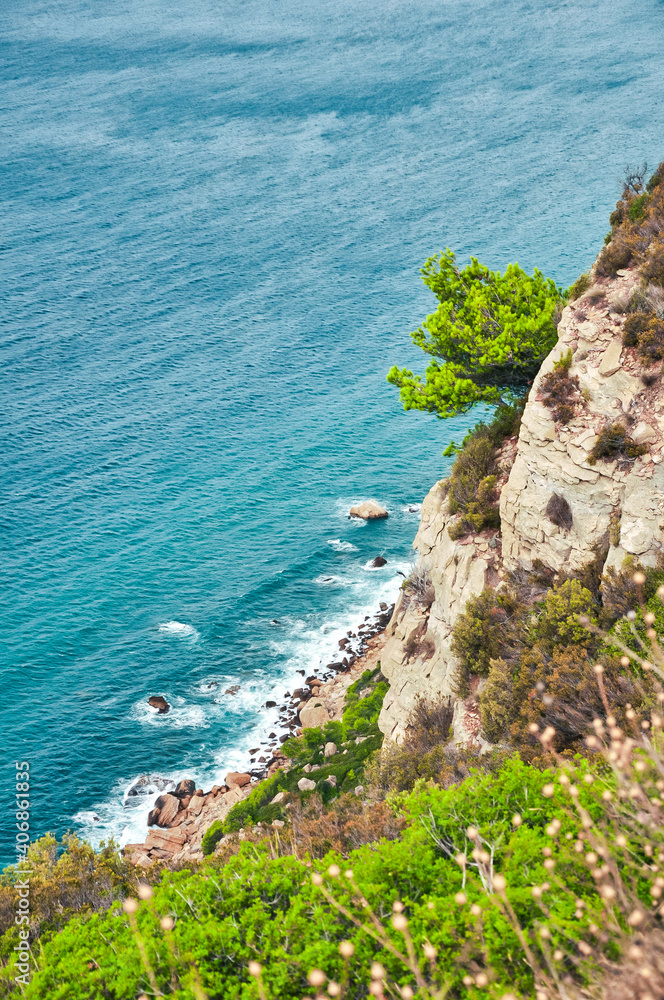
[148,695,170,714]
[225,771,251,790]
[298,777,316,792]
[349,500,388,520]
[151,793,181,828]
[299,702,330,729]
[173,778,196,799]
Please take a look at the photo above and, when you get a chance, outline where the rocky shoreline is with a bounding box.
[123,599,394,867]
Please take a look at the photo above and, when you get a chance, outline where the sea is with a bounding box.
[3,0,664,865]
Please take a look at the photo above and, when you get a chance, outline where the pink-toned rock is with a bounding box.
[153,793,181,827]
[225,771,251,790]
[349,500,388,520]
[122,845,153,867]
[187,795,205,816]
[145,827,187,854]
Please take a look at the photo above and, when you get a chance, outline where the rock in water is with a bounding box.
[371,555,387,567]
[173,778,196,799]
[225,771,251,789]
[148,695,170,714]
[349,500,388,520]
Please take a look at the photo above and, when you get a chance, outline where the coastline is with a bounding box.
[123,600,394,867]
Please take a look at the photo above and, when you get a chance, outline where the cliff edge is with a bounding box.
[379,261,664,742]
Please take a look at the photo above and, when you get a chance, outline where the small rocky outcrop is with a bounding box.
[349,500,388,519]
[225,771,251,790]
[173,778,196,799]
[148,793,180,828]
[371,555,387,567]
[148,695,170,714]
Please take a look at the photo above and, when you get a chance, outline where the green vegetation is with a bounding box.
[622,311,664,363]
[568,271,591,300]
[387,250,565,419]
[201,669,387,856]
[8,743,664,1000]
[444,401,522,540]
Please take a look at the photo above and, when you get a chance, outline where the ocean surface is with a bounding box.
[3,0,664,864]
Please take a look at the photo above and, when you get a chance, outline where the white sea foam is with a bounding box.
[77,568,409,851]
[133,695,210,729]
[363,559,388,571]
[326,538,358,552]
[314,574,348,587]
[158,620,199,640]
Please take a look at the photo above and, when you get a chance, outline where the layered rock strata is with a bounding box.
[378,263,664,743]
[501,266,664,574]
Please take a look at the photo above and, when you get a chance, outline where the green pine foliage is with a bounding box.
[387,250,564,419]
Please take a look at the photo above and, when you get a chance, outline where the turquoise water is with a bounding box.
[3,0,664,862]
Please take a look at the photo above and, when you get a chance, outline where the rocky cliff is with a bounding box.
[378,261,664,742]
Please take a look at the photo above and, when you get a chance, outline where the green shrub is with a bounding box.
[530,578,597,652]
[587,423,647,465]
[628,192,650,222]
[568,272,591,300]
[444,402,523,539]
[595,235,633,276]
[479,658,516,743]
[622,311,664,362]
[451,588,522,695]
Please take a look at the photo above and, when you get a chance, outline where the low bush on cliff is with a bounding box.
[444,401,522,540]
[539,349,584,424]
[596,160,664,287]
[587,422,647,465]
[451,588,524,696]
[622,310,664,363]
[366,695,460,793]
[388,250,565,418]
[201,670,387,855]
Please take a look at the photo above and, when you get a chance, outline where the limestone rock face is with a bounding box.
[377,477,505,743]
[378,264,664,747]
[349,500,388,520]
[500,266,664,575]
